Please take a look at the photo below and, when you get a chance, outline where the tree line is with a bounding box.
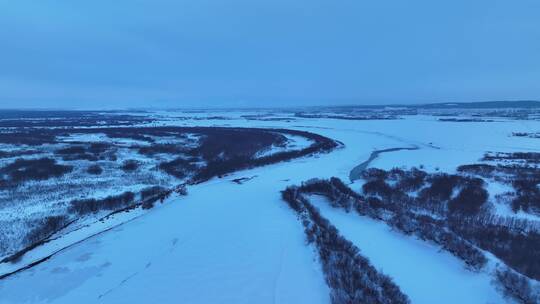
[282,186,410,304]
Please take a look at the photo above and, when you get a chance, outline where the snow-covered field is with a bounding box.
[1,110,540,303]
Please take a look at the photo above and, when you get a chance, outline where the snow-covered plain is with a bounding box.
[2,111,540,303]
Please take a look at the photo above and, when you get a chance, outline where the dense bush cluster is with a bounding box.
[396,214,488,269]
[299,177,487,271]
[457,164,498,177]
[483,152,540,164]
[159,158,198,179]
[189,128,338,183]
[282,187,410,304]
[120,127,290,180]
[0,149,41,159]
[184,129,289,182]
[495,268,540,304]
[295,112,398,121]
[298,177,363,212]
[121,160,140,172]
[0,158,73,184]
[458,163,540,216]
[140,186,171,209]
[23,215,70,245]
[512,132,540,139]
[0,215,71,264]
[450,216,540,281]
[438,118,493,122]
[69,191,135,215]
[187,129,287,161]
[418,174,461,202]
[54,143,115,162]
[361,168,488,217]
[510,178,540,215]
[0,129,57,145]
[137,144,188,156]
[87,164,103,175]
[103,129,156,142]
[447,179,488,215]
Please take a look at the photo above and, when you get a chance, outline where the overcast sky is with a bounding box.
[1,0,539,109]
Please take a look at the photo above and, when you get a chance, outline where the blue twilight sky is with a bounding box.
[1,0,539,109]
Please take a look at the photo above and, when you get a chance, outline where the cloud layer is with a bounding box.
[1,0,539,108]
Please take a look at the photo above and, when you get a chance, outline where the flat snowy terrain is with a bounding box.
[1,111,540,303]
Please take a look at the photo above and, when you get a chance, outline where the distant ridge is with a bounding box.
[320,100,540,110]
[410,100,540,109]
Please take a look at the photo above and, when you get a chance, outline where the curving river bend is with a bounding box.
[349,146,419,182]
